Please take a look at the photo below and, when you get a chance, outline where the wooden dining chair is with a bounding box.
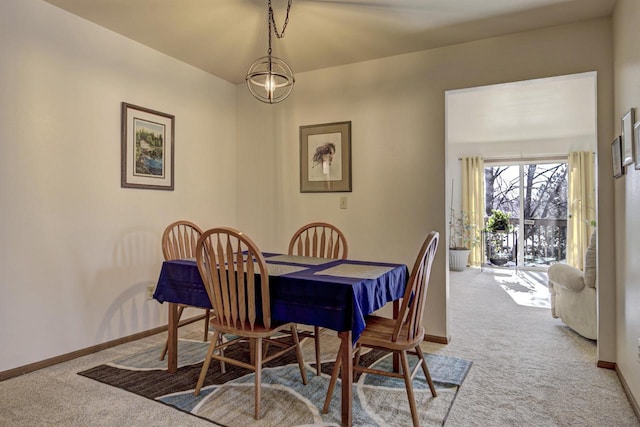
[159,220,211,361]
[288,222,348,376]
[288,221,348,260]
[322,231,440,427]
[193,227,308,420]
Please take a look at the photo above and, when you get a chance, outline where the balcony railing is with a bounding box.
[522,218,567,265]
[484,218,567,267]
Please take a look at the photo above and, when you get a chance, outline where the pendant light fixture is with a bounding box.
[246,0,295,104]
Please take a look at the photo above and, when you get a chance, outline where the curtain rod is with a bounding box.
[458,154,573,164]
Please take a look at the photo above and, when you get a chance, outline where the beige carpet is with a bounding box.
[0,267,638,426]
[434,267,638,426]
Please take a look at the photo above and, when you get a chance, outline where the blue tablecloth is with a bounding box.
[154,254,408,343]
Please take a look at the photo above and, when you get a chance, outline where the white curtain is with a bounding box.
[567,151,595,269]
[461,157,485,267]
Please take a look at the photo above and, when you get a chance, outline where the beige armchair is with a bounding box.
[547,230,597,340]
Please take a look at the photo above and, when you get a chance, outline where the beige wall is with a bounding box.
[0,0,237,372]
[613,0,640,404]
[2,2,627,408]
[237,19,614,347]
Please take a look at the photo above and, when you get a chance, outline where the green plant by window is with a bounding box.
[486,209,512,233]
[449,209,480,250]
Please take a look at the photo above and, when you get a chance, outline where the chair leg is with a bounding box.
[263,340,270,359]
[249,340,255,365]
[290,325,308,385]
[194,330,221,396]
[322,344,344,414]
[254,337,263,420]
[415,345,437,397]
[399,350,420,427]
[353,344,362,367]
[203,309,210,341]
[160,305,185,361]
[314,326,321,376]
[218,333,226,374]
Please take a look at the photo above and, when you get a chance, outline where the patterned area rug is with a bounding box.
[78,335,471,426]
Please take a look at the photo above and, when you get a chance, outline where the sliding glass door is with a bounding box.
[485,161,568,269]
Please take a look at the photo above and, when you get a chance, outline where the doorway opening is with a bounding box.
[444,71,598,325]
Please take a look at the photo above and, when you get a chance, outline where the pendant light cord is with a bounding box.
[267,0,292,55]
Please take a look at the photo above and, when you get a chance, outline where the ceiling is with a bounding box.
[42,0,616,84]
[447,73,597,144]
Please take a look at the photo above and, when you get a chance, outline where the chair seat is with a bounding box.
[359,316,425,351]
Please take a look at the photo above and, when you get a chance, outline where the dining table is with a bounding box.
[153,253,409,427]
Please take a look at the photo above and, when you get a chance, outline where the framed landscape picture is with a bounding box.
[299,121,352,192]
[121,102,175,190]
